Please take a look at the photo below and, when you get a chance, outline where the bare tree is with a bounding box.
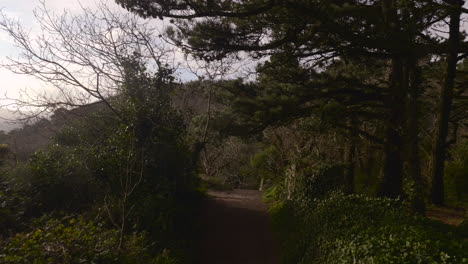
[1,1,178,249]
[173,54,241,171]
[103,128,144,250]
[0,0,174,120]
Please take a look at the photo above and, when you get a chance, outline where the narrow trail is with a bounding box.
[194,189,280,264]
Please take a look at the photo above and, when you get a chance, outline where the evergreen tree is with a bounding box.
[116,0,466,202]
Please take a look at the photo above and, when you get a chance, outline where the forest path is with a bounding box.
[194,189,280,264]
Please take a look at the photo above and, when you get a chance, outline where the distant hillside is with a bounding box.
[0,84,209,161]
[0,102,108,161]
[0,108,22,132]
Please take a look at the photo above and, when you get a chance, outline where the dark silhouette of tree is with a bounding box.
[115,0,466,202]
[430,0,464,206]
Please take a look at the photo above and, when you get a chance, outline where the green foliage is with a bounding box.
[0,176,26,232]
[242,145,282,187]
[0,57,199,263]
[271,192,468,264]
[354,157,382,196]
[445,140,468,206]
[294,163,345,201]
[250,145,279,174]
[263,183,283,203]
[0,144,9,164]
[0,216,176,264]
[1,144,99,220]
[29,145,98,213]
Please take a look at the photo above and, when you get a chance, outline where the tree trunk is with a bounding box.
[344,118,357,194]
[378,0,406,199]
[407,59,426,214]
[379,57,406,198]
[259,177,265,191]
[285,163,296,200]
[430,0,462,206]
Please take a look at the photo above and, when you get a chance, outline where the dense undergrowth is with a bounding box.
[266,165,468,264]
[0,61,201,263]
[445,141,468,207]
[1,216,175,264]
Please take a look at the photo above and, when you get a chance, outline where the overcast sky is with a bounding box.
[0,0,208,112]
[0,0,126,107]
[1,1,466,113]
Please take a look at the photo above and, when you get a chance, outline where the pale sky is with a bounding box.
[0,0,204,111]
[0,0,124,107]
[1,0,465,113]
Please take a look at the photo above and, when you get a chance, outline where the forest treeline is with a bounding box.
[0,0,467,263]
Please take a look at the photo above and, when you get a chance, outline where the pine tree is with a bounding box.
[116,0,464,200]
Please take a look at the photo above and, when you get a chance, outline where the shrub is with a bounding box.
[2,145,100,218]
[0,60,198,263]
[293,163,345,202]
[271,192,468,264]
[445,140,468,206]
[0,144,100,234]
[0,216,176,264]
[0,172,31,232]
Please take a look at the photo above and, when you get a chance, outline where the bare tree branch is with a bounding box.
[0,0,174,121]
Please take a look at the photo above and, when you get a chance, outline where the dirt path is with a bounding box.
[427,207,466,226]
[194,189,280,264]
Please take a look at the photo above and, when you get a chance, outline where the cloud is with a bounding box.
[0,68,43,101]
[0,0,122,104]
[0,0,202,112]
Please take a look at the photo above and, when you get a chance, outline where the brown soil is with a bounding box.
[427,207,466,226]
[194,189,280,264]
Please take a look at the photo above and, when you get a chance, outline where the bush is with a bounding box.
[0,60,199,263]
[445,140,468,206]
[293,163,345,202]
[0,216,177,264]
[0,144,100,234]
[271,192,468,264]
[2,145,99,218]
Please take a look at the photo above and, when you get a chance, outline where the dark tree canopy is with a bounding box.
[1,1,468,263]
[116,0,452,61]
[115,0,468,201]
